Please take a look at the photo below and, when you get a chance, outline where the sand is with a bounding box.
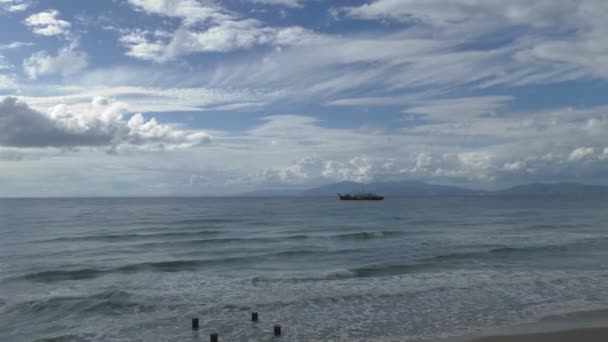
[473,328,608,342]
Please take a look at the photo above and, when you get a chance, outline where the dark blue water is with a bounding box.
[1,197,608,341]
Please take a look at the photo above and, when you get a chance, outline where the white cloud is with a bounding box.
[18,84,272,114]
[569,147,595,161]
[23,46,88,79]
[0,96,212,150]
[121,22,315,62]
[123,0,316,61]
[127,0,231,24]
[24,10,71,36]
[404,96,513,121]
[252,0,306,8]
[0,74,15,89]
[335,0,579,29]
[333,0,608,82]
[503,161,526,172]
[119,30,167,62]
[0,54,16,89]
[0,0,29,13]
[0,42,33,50]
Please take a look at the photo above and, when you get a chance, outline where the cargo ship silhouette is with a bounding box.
[337,192,384,200]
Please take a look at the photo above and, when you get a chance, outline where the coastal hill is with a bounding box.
[241,181,608,197]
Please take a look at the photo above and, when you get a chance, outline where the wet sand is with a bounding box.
[473,328,608,342]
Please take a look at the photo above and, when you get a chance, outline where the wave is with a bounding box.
[134,234,310,249]
[331,231,403,240]
[5,289,153,317]
[37,230,223,243]
[21,268,107,282]
[13,247,363,284]
[251,269,357,284]
[524,223,592,230]
[349,263,433,278]
[171,218,238,225]
[428,237,608,263]
[11,258,241,283]
[113,257,250,273]
[33,334,87,342]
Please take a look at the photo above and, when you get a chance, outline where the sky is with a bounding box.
[1,0,608,196]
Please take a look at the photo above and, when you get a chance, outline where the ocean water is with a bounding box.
[1,197,608,341]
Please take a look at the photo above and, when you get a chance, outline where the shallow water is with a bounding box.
[1,197,608,341]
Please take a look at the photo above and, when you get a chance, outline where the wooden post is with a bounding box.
[210,333,218,342]
[251,312,258,322]
[274,324,281,337]
[191,318,199,330]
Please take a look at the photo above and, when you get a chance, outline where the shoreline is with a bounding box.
[437,308,608,342]
[472,328,608,342]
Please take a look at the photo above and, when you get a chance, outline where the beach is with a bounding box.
[474,328,608,342]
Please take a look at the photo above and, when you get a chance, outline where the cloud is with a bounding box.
[0,148,23,161]
[0,0,29,13]
[0,42,33,50]
[23,46,88,80]
[0,97,212,150]
[24,10,71,36]
[569,147,595,161]
[334,0,578,29]
[252,0,306,8]
[0,74,15,89]
[121,23,315,62]
[119,30,167,62]
[127,0,231,24]
[403,96,513,121]
[332,0,608,82]
[0,54,16,89]
[259,156,389,186]
[123,0,315,61]
[18,83,272,114]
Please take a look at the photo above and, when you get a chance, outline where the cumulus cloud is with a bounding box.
[0,74,15,89]
[23,46,88,79]
[0,97,212,150]
[260,156,381,186]
[127,0,230,24]
[0,0,29,12]
[121,23,316,62]
[123,0,315,61]
[24,10,71,36]
[569,147,595,161]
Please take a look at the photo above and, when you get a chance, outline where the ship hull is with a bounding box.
[338,195,384,201]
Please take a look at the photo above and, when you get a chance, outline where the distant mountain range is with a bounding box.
[241,181,608,197]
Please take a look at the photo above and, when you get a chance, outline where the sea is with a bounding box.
[1,197,608,341]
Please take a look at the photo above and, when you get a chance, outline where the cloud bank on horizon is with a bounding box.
[1,0,608,196]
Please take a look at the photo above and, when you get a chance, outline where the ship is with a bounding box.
[337,192,384,201]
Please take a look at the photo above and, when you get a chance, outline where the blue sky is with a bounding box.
[1,0,608,196]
